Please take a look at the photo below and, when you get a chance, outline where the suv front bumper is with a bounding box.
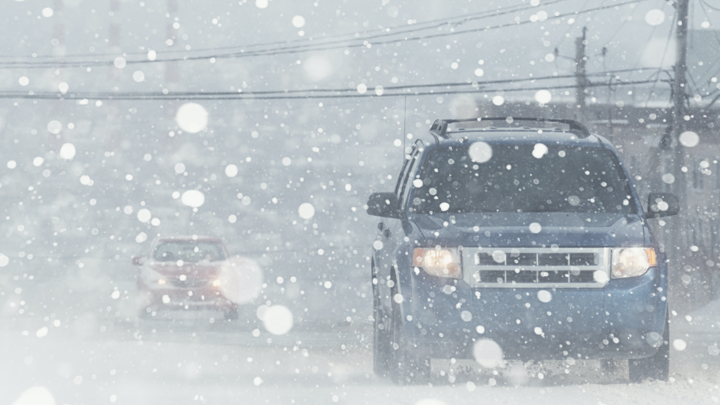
[398,267,667,361]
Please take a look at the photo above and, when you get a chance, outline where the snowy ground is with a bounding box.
[3,304,720,405]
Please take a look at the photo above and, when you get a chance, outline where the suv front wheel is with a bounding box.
[372,262,391,377]
[628,313,670,382]
[388,275,431,385]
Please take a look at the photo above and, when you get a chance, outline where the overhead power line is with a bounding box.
[2,0,575,62]
[0,68,657,99]
[694,0,720,87]
[644,7,677,106]
[3,68,648,99]
[0,79,659,101]
[700,0,720,12]
[0,0,650,70]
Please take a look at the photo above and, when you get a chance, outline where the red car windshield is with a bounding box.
[152,241,226,263]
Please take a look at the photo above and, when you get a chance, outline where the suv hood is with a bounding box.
[411,212,646,247]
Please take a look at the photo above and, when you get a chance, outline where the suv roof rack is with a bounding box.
[428,117,591,139]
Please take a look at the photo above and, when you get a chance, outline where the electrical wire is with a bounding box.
[0,0,652,70]
[168,0,650,62]
[644,9,677,106]
[551,0,591,53]
[683,0,705,105]
[0,79,659,101]
[700,0,720,12]
[693,0,720,89]
[0,68,656,101]
[596,0,643,87]
[1,0,576,62]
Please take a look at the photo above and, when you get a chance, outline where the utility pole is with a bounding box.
[672,0,689,225]
[668,0,690,305]
[575,27,589,123]
[672,0,689,147]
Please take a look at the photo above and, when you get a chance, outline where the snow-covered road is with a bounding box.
[3,308,720,405]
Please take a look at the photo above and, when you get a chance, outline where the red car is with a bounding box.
[132,236,259,321]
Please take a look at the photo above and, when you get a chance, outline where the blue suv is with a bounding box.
[367,117,679,385]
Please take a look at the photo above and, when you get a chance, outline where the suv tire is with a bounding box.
[628,313,669,382]
[388,276,430,386]
[372,264,391,377]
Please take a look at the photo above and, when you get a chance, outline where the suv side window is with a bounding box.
[394,150,415,198]
[398,148,421,208]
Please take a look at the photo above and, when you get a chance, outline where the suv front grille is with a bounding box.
[462,247,610,288]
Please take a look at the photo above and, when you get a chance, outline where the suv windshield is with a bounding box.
[153,241,226,263]
[412,143,636,214]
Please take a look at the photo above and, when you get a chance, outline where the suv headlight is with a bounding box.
[413,248,462,278]
[611,248,657,278]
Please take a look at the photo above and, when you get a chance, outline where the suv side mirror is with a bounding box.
[132,256,145,266]
[647,193,680,218]
[367,192,401,218]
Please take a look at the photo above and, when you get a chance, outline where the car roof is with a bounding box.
[433,128,609,148]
